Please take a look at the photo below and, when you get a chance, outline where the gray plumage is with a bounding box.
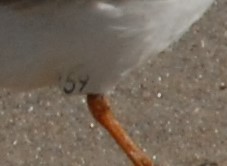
[0,0,214,93]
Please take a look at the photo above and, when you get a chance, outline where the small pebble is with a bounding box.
[219,82,226,90]
[157,92,162,98]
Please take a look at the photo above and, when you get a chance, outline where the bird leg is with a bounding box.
[87,94,153,166]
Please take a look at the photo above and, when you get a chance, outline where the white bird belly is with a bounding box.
[0,0,213,93]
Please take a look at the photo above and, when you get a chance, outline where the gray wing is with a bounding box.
[0,0,74,10]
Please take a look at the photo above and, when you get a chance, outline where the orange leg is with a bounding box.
[87,94,153,166]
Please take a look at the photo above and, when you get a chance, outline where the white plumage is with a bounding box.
[0,0,213,93]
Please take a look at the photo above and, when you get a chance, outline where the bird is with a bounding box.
[0,0,214,165]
